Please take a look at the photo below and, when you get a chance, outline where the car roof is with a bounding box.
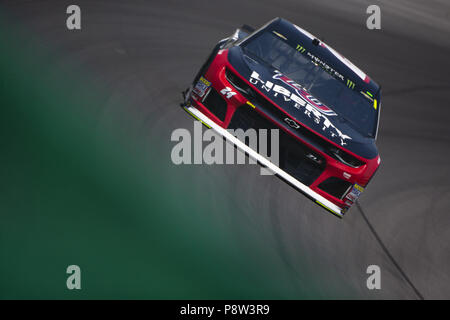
[262,18,380,97]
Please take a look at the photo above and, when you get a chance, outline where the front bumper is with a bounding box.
[182,103,346,218]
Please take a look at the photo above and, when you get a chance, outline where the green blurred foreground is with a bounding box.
[0,18,333,299]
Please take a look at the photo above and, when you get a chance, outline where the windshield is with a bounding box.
[240,31,378,137]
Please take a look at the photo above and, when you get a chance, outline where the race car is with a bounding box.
[181,18,381,218]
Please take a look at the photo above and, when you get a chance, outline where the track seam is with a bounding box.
[356,201,424,300]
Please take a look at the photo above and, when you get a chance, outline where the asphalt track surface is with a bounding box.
[2,0,450,299]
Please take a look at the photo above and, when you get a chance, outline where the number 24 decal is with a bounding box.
[220,87,237,99]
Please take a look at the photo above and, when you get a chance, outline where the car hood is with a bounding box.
[227,46,378,159]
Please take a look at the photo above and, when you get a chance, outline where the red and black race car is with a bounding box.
[181,18,381,218]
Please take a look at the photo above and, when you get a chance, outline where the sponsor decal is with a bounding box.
[272,71,337,116]
[306,51,346,83]
[193,76,211,98]
[354,184,364,192]
[317,40,368,81]
[295,44,306,53]
[293,23,369,82]
[360,90,374,101]
[291,40,369,91]
[346,79,356,89]
[249,70,352,146]
[345,183,364,202]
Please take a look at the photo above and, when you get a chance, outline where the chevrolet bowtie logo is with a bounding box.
[284,117,300,129]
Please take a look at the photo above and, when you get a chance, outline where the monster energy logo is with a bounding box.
[296,44,306,53]
[346,79,355,89]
